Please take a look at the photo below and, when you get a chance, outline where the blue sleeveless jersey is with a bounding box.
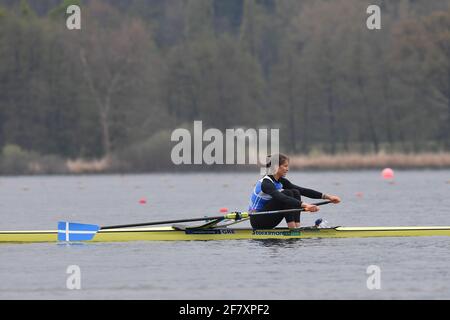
[248,176,283,211]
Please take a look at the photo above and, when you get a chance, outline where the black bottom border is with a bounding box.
[1,300,449,318]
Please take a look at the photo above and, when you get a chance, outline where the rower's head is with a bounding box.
[266,153,289,177]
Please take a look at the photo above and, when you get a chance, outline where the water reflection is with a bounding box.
[251,238,326,249]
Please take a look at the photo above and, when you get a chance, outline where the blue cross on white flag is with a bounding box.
[58,222,100,242]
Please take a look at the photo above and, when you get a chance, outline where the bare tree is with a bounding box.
[74,1,157,158]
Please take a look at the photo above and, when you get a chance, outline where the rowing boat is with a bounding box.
[2,202,448,243]
[1,225,450,243]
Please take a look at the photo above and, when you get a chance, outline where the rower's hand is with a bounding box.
[325,195,341,204]
[302,203,319,213]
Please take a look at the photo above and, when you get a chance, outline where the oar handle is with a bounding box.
[309,200,332,207]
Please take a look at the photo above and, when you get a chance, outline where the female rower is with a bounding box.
[248,153,341,229]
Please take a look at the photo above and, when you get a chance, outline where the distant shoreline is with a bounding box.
[288,152,450,170]
[2,152,450,176]
[60,152,450,174]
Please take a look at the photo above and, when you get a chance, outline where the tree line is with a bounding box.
[0,0,449,172]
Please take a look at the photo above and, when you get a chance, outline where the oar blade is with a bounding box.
[57,222,100,242]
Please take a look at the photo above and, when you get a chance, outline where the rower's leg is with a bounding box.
[250,201,284,229]
[281,190,301,229]
[251,190,302,229]
[250,213,284,229]
[290,189,302,227]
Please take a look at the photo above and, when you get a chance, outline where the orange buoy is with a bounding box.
[219,208,228,213]
[139,198,147,205]
[382,168,394,179]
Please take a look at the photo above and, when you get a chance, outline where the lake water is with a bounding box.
[0,170,449,299]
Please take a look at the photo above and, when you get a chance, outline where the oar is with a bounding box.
[102,200,331,229]
[57,200,331,241]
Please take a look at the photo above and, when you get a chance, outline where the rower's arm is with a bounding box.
[261,179,302,207]
[281,179,323,199]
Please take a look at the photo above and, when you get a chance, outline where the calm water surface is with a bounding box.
[0,171,449,299]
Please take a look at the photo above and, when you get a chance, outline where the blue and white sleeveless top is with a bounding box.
[248,175,283,211]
